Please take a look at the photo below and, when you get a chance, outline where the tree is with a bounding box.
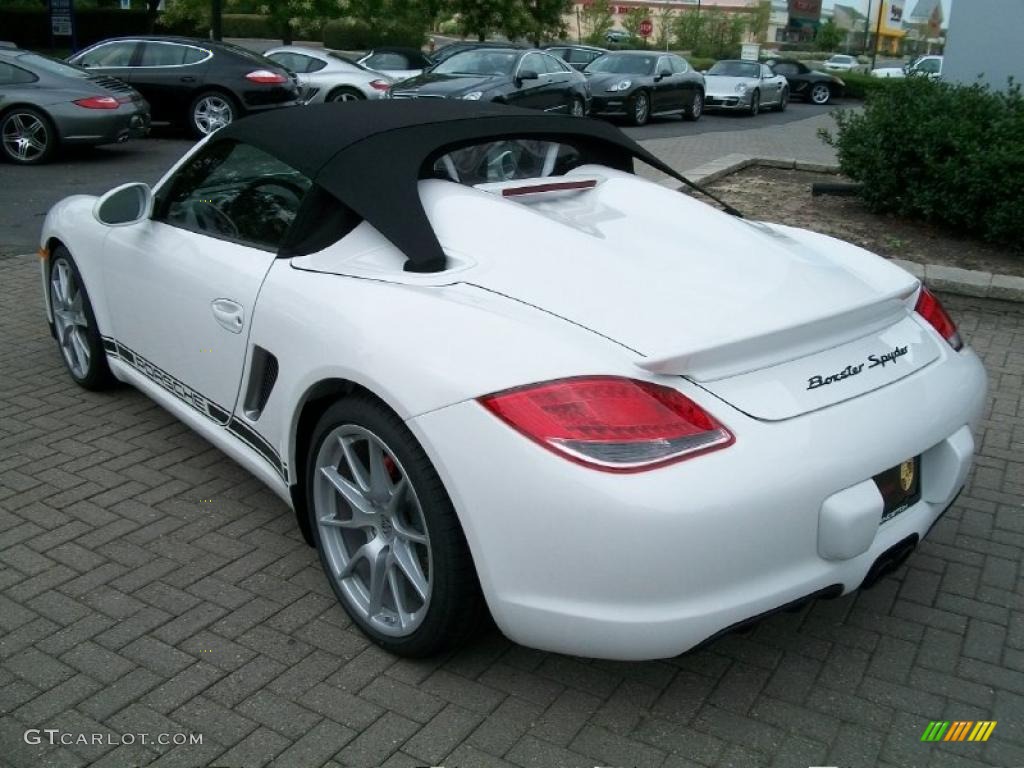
[449,0,512,41]
[654,5,674,50]
[747,0,770,43]
[816,19,844,51]
[673,8,705,52]
[621,7,648,48]
[505,0,571,45]
[580,0,613,46]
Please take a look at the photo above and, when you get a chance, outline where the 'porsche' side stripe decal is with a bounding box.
[102,335,287,480]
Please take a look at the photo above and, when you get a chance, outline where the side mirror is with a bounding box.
[93,182,152,227]
[700,69,708,75]
[657,69,672,80]
[518,68,539,82]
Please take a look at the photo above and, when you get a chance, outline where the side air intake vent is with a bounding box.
[243,346,279,420]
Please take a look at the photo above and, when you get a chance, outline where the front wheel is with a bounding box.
[570,95,585,117]
[48,247,114,390]
[189,91,237,138]
[748,89,760,116]
[1,107,56,165]
[307,396,485,656]
[810,83,832,105]
[684,90,703,121]
[776,87,789,112]
[630,90,650,126]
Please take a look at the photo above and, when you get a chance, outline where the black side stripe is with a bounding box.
[103,335,286,479]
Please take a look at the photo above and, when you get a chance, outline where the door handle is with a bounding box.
[211,298,244,334]
[180,75,196,83]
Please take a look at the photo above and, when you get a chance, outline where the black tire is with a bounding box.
[47,246,115,391]
[683,90,703,122]
[776,87,789,112]
[188,90,238,138]
[748,89,760,116]
[326,87,365,103]
[569,95,585,117]
[306,395,485,657]
[630,90,650,126]
[1,106,56,165]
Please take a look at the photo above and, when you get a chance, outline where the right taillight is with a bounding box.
[915,286,963,351]
[479,376,734,472]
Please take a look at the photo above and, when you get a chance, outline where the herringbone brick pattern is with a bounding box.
[1,252,1022,768]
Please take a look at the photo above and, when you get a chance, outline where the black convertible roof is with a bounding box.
[215,100,721,272]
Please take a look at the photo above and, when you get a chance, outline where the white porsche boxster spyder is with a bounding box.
[40,101,987,660]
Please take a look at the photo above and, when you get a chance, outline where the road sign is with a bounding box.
[639,19,653,37]
[49,0,74,37]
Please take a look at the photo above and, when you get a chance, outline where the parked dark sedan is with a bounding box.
[542,44,607,71]
[766,58,845,105]
[585,51,704,125]
[68,36,301,136]
[390,48,590,116]
[1,47,149,164]
[429,41,529,66]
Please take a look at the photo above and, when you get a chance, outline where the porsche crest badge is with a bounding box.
[899,459,915,492]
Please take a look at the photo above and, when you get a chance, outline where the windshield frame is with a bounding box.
[585,53,657,76]
[432,49,519,77]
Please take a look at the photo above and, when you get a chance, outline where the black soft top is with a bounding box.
[215,100,701,272]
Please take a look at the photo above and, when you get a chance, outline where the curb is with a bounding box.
[661,155,1024,304]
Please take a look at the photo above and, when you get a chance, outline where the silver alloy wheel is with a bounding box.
[811,83,831,104]
[634,91,649,123]
[49,257,91,379]
[779,88,788,110]
[193,94,234,134]
[750,90,760,116]
[2,111,49,162]
[329,89,362,102]
[691,92,703,119]
[313,424,432,636]
[571,97,585,117]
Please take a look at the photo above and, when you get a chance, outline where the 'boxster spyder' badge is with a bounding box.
[806,345,910,390]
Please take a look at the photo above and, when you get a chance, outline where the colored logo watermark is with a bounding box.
[921,721,996,742]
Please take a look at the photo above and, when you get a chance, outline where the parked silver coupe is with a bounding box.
[264,45,394,103]
[703,59,788,116]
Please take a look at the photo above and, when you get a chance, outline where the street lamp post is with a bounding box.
[870,0,884,71]
[864,0,873,54]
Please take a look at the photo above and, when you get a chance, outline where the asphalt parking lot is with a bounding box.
[0,101,831,255]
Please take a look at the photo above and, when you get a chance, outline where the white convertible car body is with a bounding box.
[40,102,986,660]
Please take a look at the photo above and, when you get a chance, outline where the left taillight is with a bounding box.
[369,79,391,92]
[246,69,287,84]
[915,286,963,351]
[479,376,734,473]
[73,95,119,109]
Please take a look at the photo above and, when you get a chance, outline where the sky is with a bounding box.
[822,0,954,21]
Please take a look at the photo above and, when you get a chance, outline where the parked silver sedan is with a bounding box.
[0,47,149,164]
[264,46,394,103]
[703,59,788,116]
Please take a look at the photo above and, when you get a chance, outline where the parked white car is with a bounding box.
[824,54,859,72]
[264,45,393,102]
[872,55,943,80]
[39,100,986,660]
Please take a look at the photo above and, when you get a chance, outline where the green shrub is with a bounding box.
[322,18,425,51]
[821,78,1024,249]
[836,71,896,99]
[686,56,716,72]
[220,14,273,39]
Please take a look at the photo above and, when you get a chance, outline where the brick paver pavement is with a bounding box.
[1,251,1023,768]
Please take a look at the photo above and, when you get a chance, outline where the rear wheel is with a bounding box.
[684,90,703,121]
[630,90,650,126]
[189,91,236,137]
[48,246,114,390]
[307,396,484,656]
[1,107,56,165]
[810,83,832,105]
[327,87,365,102]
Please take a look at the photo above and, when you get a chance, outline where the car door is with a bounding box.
[135,41,212,122]
[70,39,140,84]
[539,53,574,111]
[101,140,312,419]
[651,56,676,112]
[508,52,552,111]
[670,56,695,110]
[759,63,781,103]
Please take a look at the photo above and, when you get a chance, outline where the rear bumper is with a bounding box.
[55,101,150,146]
[409,346,987,660]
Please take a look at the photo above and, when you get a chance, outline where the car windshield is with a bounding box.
[586,54,655,75]
[829,55,854,63]
[707,60,760,78]
[16,52,88,78]
[433,50,517,76]
[429,139,584,186]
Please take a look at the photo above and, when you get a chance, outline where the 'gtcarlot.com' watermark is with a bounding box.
[24,729,202,747]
